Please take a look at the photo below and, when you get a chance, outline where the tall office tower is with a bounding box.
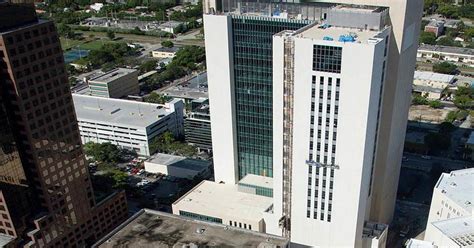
[0,3,128,247]
[204,0,422,247]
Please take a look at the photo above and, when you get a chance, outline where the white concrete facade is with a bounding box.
[73,95,184,156]
[204,14,239,185]
[198,1,423,247]
[271,24,390,247]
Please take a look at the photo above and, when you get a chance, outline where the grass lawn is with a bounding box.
[60,37,116,51]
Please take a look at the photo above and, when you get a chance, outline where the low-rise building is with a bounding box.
[417,45,474,66]
[412,71,455,100]
[172,180,273,232]
[158,21,184,34]
[424,168,474,247]
[73,94,184,156]
[87,68,139,98]
[144,153,211,179]
[184,98,212,152]
[92,209,289,248]
[424,20,444,37]
[151,46,179,59]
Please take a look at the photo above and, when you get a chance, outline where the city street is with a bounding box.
[402,152,472,171]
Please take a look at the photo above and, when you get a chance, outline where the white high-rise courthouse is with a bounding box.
[173,1,423,247]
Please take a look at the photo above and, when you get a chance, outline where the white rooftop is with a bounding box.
[296,24,385,45]
[414,71,455,83]
[238,174,273,189]
[73,94,177,129]
[405,239,436,248]
[173,181,272,222]
[146,153,210,171]
[89,68,137,84]
[159,20,183,29]
[436,168,474,213]
[431,216,474,246]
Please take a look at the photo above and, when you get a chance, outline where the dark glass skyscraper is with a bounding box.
[231,16,308,179]
[0,2,128,247]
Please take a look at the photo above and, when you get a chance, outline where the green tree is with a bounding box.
[111,171,128,189]
[456,86,473,98]
[458,4,474,19]
[66,64,77,75]
[453,86,473,109]
[139,60,157,73]
[161,40,174,48]
[433,62,457,75]
[144,92,172,104]
[149,131,197,157]
[412,94,429,105]
[454,95,472,109]
[437,4,459,18]
[436,37,462,47]
[57,23,75,39]
[83,142,122,163]
[155,9,166,21]
[445,110,457,123]
[419,31,437,45]
[131,27,145,35]
[85,42,134,68]
[106,30,115,40]
[429,100,443,108]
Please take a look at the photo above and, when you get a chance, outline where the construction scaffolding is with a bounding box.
[280,33,295,239]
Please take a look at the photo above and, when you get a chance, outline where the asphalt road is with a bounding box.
[80,30,205,47]
[402,152,472,171]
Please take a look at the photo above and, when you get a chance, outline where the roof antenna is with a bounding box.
[97,98,102,110]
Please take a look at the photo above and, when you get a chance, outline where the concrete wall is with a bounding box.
[281,34,386,247]
[204,14,239,184]
[328,0,424,226]
[107,70,139,98]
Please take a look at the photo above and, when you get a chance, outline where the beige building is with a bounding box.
[87,68,139,98]
[412,71,454,100]
[417,45,474,66]
[172,180,273,233]
[151,46,179,59]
